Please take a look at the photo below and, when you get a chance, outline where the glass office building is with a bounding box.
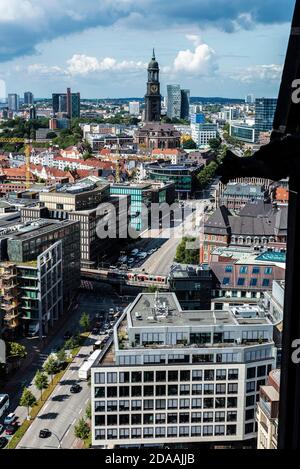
[254,98,277,141]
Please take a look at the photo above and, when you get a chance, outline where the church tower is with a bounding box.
[144,49,161,122]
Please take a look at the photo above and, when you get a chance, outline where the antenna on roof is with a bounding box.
[152,48,155,60]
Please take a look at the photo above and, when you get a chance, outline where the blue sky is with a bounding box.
[0,0,295,99]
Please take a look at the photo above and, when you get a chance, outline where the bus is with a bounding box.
[0,394,9,418]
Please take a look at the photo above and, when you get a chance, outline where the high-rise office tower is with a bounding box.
[8,93,19,112]
[245,94,254,104]
[144,50,161,122]
[24,91,34,106]
[180,89,190,120]
[52,88,80,118]
[167,84,181,119]
[254,98,277,141]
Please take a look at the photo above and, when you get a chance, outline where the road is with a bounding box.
[137,199,210,276]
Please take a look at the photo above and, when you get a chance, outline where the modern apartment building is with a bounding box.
[7,93,19,112]
[24,91,34,106]
[91,292,276,448]
[191,122,218,148]
[256,369,280,449]
[229,124,255,143]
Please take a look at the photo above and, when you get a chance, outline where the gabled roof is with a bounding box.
[205,206,232,236]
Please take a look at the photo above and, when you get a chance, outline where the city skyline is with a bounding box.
[0,0,295,99]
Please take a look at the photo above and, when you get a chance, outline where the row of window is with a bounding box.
[95,425,238,440]
[93,383,238,398]
[223,277,270,287]
[95,410,238,426]
[224,266,273,275]
[94,397,239,410]
[94,369,239,384]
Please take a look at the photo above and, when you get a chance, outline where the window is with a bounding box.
[119,372,129,383]
[225,265,233,273]
[203,411,213,422]
[107,400,117,412]
[119,400,129,411]
[228,383,238,394]
[156,371,166,382]
[95,415,105,426]
[95,429,105,440]
[131,414,141,425]
[167,413,178,424]
[144,386,154,397]
[264,267,273,275]
[246,409,254,421]
[192,426,202,436]
[168,370,178,381]
[215,425,225,436]
[216,369,226,381]
[228,369,239,380]
[250,278,257,286]
[180,398,190,409]
[192,384,202,395]
[107,415,118,426]
[107,429,117,440]
[132,372,142,382]
[180,384,190,395]
[94,387,105,398]
[180,370,190,381]
[168,385,178,396]
[119,386,129,397]
[144,427,154,439]
[95,401,105,412]
[247,367,256,379]
[227,411,237,422]
[94,373,105,384]
[257,379,266,391]
[216,384,226,394]
[155,399,166,410]
[204,370,215,381]
[202,426,213,436]
[179,426,190,437]
[227,397,237,408]
[155,413,166,424]
[240,266,248,274]
[227,425,237,435]
[262,279,270,287]
[246,395,255,407]
[107,372,117,383]
[252,267,260,274]
[167,427,177,437]
[168,399,178,409]
[215,411,225,422]
[215,397,226,408]
[223,277,231,285]
[107,386,118,398]
[203,398,214,409]
[144,399,154,410]
[246,381,255,393]
[257,365,266,377]
[192,370,203,381]
[119,428,130,439]
[143,413,154,425]
[131,400,142,411]
[144,371,154,382]
[156,385,166,396]
[155,427,166,437]
[245,422,254,434]
[237,278,245,286]
[119,414,129,425]
[131,428,142,439]
[204,384,214,395]
[192,398,202,409]
[179,413,189,423]
[131,386,142,397]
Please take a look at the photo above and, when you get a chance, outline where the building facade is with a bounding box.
[256,369,280,449]
[191,123,218,148]
[7,94,19,112]
[254,98,277,141]
[135,123,181,150]
[229,124,255,143]
[24,92,34,106]
[167,85,181,120]
[91,292,276,448]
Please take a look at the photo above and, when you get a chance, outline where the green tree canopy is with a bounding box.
[175,237,199,265]
[44,356,60,383]
[79,313,90,332]
[182,138,197,149]
[34,370,48,400]
[20,387,37,419]
[74,418,90,440]
[7,342,27,358]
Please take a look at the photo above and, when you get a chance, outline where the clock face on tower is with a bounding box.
[150,84,158,94]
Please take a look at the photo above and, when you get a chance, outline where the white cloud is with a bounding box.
[66,54,146,76]
[173,36,217,75]
[27,64,64,75]
[231,64,283,82]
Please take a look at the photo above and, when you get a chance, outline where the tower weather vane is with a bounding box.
[217,0,300,450]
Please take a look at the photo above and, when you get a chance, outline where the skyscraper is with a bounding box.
[24,91,34,106]
[144,50,161,122]
[52,88,80,118]
[180,89,190,120]
[167,84,181,119]
[8,94,19,112]
[129,101,140,116]
[254,98,277,141]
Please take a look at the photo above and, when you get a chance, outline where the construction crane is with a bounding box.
[0,137,34,189]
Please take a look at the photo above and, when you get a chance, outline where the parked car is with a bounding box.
[39,429,51,439]
[0,437,8,449]
[4,413,15,425]
[70,383,82,394]
[131,249,139,256]
[5,423,17,435]
[92,328,99,335]
[127,258,135,264]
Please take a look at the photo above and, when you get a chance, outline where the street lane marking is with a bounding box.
[85,398,89,404]
[79,408,83,414]
[72,418,76,425]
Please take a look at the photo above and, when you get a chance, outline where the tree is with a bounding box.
[46,131,58,139]
[7,342,27,358]
[208,138,221,151]
[34,370,48,401]
[19,388,36,420]
[74,418,90,440]
[182,138,197,149]
[85,402,91,420]
[175,237,199,265]
[56,348,67,364]
[64,334,81,350]
[44,356,60,383]
[79,312,90,332]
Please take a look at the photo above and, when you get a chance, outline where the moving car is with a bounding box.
[39,429,51,439]
[0,437,8,449]
[4,413,15,425]
[70,383,82,394]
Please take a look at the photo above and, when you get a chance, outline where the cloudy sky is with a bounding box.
[0,0,296,99]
